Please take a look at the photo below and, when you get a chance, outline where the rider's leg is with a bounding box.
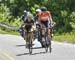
[48,28,52,42]
[51,28,54,37]
[25,33,30,48]
[49,28,53,38]
[41,29,46,47]
[44,21,51,46]
[19,27,24,37]
[39,21,48,47]
[48,29,51,38]
[35,24,39,39]
[36,24,41,41]
[42,29,45,41]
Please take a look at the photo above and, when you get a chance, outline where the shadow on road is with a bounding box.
[32,52,46,55]
[16,44,35,47]
[16,53,29,56]
[16,44,44,49]
[16,44,47,56]
[16,44,43,49]
[16,44,26,47]
[16,51,46,56]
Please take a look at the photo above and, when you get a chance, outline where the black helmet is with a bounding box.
[40,7,47,11]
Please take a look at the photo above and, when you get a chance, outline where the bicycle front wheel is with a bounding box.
[48,35,52,53]
[29,33,33,55]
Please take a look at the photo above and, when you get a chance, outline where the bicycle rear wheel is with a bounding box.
[26,33,33,55]
[44,33,48,53]
[48,38,52,53]
[29,40,32,54]
[45,30,52,53]
[29,33,33,55]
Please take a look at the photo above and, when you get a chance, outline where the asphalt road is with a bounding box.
[0,34,75,60]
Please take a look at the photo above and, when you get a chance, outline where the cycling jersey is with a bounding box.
[24,19,34,32]
[38,11,51,22]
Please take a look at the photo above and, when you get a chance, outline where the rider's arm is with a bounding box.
[48,12,53,26]
[49,12,56,28]
[31,19,35,25]
[50,15,53,24]
[34,15,39,22]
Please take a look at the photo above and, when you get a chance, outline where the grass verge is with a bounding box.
[54,32,75,44]
[0,29,19,35]
[0,29,75,44]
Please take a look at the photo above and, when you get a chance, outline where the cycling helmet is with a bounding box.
[23,10,28,16]
[27,13,33,19]
[27,11,31,15]
[40,6,47,11]
[36,9,41,13]
[24,10,27,13]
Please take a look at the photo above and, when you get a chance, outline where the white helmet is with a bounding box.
[24,10,27,13]
[27,11,30,15]
[36,9,41,13]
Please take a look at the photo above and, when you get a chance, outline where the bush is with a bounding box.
[70,12,75,30]
[0,4,13,25]
[11,16,21,27]
[0,4,21,32]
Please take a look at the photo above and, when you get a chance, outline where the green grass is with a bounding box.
[0,29,19,35]
[54,32,75,44]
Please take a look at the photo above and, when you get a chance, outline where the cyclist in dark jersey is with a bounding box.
[24,15,34,32]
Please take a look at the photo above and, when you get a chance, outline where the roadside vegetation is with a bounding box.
[54,31,75,44]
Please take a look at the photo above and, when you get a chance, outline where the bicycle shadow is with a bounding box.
[16,51,46,56]
[16,44,35,47]
[16,44,44,49]
[16,44,47,56]
[16,44,26,47]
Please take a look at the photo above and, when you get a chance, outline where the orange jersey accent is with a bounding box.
[38,11,51,22]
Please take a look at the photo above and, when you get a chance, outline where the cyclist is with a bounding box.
[34,9,41,39]
[37,6,54,47]
[19,10,30,37]
[34,9,41,22]
[22,10,28,22]
[24,13,35,33]
[23,13,36,48]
